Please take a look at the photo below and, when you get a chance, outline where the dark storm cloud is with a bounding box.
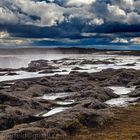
[1,0,140,47]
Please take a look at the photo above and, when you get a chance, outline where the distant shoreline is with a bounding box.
[0,47,140,56]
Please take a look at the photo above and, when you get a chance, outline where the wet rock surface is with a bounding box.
[128,87,140,97]
[0,54,140,139]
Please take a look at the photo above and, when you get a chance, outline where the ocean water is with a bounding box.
[73,45,140,51]
[0,53,140,82]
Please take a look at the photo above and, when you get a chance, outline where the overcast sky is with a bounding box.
[1,0,140,48]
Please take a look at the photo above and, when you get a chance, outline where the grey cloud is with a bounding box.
[12,0,65,26]
[1,0,140,27]
[0,0,65,26]
[1,0,140,47]
[0,7,19,24]
[112,0,134,10]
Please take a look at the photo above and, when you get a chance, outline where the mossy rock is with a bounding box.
[62,119,83,133]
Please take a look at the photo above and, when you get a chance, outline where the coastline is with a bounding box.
[0,50,140,140]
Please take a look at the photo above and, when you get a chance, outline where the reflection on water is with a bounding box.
[105,86,138,107]
[42,107,69,117]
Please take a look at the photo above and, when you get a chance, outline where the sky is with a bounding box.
[1,0,140,49]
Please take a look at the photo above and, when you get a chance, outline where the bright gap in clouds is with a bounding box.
[0,31,9,39]
[66,0,96,6]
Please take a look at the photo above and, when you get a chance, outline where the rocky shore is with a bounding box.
[0,53,140,140]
